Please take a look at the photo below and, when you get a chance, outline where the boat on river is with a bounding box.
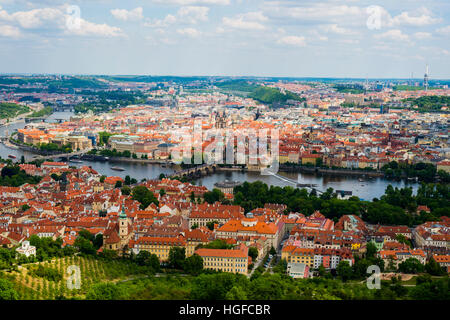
[111,166,125,172]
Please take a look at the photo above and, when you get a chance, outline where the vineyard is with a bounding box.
[4,255,148,300]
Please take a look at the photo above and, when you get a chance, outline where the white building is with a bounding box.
[16,241,36,258]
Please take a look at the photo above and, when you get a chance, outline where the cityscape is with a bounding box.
[0,0,449,310]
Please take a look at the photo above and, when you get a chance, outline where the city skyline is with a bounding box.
[0,0,449,78]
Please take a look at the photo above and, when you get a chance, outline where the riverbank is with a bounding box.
[280,165,385,177]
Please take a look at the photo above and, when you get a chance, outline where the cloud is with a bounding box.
[413,32,432,39]
[145,6,209,28]
[0,24,21,38]
[111,7,143,22]
[0,7,64,29]
[436,25,450,35]
[322,24,358,36]
[151,0,229,5]
[0,5,124,37]
[264,3,363,22]
[277,35,306,47]
[391,7,441,27]
[66,18,124,37]
[177,27,201,37]
[177,6,209,24]
[374,29,410,42]
[222,11,267,31]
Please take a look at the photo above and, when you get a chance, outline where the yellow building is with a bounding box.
[195,247,249,275]
[132,236,186,261]
[282,246,314,268]
[437,160,450,173]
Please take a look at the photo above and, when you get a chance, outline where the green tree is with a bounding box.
[184,254,203,275]
[121,186,131,195]
[168,247,186,269]
[0,279,18,300]
[398,258,424,274]
[337,261,353,281]
[86,283,124,300]
[425,257,444,276]
[131,186,159,209]
[248,247,259,261]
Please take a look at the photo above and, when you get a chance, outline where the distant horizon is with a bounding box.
[1,73,450,81]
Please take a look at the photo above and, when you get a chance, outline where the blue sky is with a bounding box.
[0,0,449,78]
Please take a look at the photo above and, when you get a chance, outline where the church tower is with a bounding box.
[119,201,128,239]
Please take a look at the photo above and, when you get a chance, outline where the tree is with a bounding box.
[21,204,30,212]
[366,242,377,259]
[337,261,353,281]
[269,246,277,256]
[159,189,166,197]
[121,186,131,195]
[136,251,160,272]
[99,175,106,183]
[159,173,166,180]
[206,220,218,231]
[114,180,122,188]
[0,279,18,300]
[124,175,131,185]
[86,283,124,300]
[425,257,444,276]
[184,254,203,275]
[318,265,326,277]
[203,188,225,204]
[398,258,424,274]
[168,247,186,269]
[248,247,259,261]
[131,186,159,209]
[191,223,198,230]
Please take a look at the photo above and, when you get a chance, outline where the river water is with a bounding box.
[0,112,419,200]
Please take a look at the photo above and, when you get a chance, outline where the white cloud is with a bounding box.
[66,18,124,37]
[111,7,143,22]
[277,35,306,47]
[0,24,21,38]
[0,7,64,29]
[436,25,450,35]
[177,6,209,24]
[391,7,441,27]
[413,32,432,39]
[322,24,358,35]
[151,0,229,5]
[374,29,410,42]
[264,3,363,22]
[0,5,124,38]
[145,6,209,28]
[177,27,201,37]
[222,11,267,31]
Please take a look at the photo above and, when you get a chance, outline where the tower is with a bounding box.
[119,201,128,239]
[424,65,429,91]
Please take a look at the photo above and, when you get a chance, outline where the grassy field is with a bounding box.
[3,256,147,300]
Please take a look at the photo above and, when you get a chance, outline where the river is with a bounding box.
[0,112,419,200]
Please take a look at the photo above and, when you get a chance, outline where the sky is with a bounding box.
[0,0,449,78]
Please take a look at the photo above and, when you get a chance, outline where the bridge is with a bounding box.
[167,163,217,179]
[31,150,90,161]
[267,172,325,195]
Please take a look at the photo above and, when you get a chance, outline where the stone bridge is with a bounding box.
[167,163,217,179]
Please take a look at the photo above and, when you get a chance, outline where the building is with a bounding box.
[195,246,248,275]
[213,180,242,195]
[16,241,36,257]
[216,216,279,248]
[131,236,186,261]
[287,262,309,279]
